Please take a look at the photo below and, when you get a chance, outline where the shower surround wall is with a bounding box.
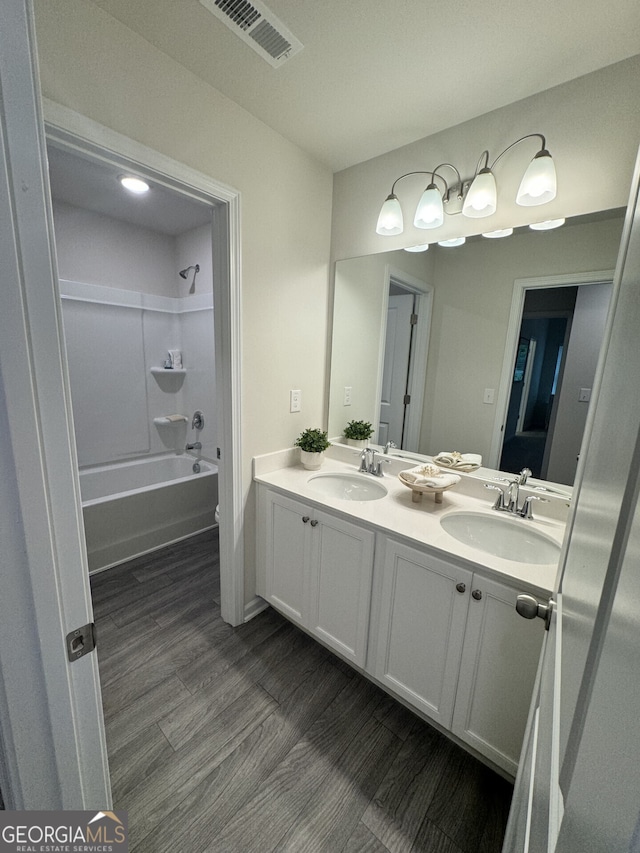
[59,280,216,465]
[53,200,217,465]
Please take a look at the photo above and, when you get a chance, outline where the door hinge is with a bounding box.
[66,622,96,662]
[410,313,418,325]
[403,394,411,405]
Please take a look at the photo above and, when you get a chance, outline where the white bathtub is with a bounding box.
[80,453,218,573]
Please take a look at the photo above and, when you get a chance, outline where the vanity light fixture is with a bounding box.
[404,243,430,252]
[529,218,565,231]
[375,134,556,237]
[482,228,514,239]
[119,175,150,195]
[438,237,466,247]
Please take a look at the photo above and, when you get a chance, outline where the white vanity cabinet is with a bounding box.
[371,537,544,775]
[259,488,375,667]
[451,573,545,776]
[372,538,473,729]
[256,480,548,777]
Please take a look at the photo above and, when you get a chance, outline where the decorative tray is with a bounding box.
[398,467,461,504]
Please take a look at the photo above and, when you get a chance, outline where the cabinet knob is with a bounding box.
[302,516,310,524]
[456,582,466,593]
[310,519,319,527]
[472,589,483,600]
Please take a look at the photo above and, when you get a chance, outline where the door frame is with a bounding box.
[489,270,614,470]
[375,265,433,452]
[42,100,245,628]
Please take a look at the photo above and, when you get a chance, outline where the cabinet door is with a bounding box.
[307,510,375,667]
[451,574,545,776]
[375,540,472,728]
[264,491,309,625]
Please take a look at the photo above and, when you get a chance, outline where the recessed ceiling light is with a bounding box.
[404,244,429,252]
[482,228,514,239]
[437,237,466,247]
[119,175,150,195]
[529,218,565,231]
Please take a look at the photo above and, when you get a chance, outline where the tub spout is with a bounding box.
[186,442,202,451]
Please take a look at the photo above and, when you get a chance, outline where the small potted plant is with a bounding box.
[343,419,375,449]
[294,427,331,470]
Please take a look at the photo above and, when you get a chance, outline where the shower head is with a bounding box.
[179,264,200,279]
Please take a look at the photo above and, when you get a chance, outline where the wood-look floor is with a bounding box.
[91,528,513,853]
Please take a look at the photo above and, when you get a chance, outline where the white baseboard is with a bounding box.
[244,595,269,622]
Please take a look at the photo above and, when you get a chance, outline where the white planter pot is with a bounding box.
[345,438,369,449]
[300,449,325,470]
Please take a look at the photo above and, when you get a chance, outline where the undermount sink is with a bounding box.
[440,511,561,564]
[306,472,388,502]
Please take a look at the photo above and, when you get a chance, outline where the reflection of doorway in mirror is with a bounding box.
[377,272,432,451]
[498,282,611,483]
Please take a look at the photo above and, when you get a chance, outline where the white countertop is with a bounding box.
[254,445,568,597]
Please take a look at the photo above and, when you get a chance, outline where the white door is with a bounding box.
[378,293,414,446]
[0,0,110,808]
[503,147,640,851]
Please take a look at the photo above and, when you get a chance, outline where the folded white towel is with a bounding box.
[401,465,461,488]
[164,414,187,423]
[434,451,482,468]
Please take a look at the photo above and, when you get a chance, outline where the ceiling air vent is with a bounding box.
[199,0,303,67]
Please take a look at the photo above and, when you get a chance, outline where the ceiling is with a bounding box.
[90,0,640,172]
[47,144,213,235]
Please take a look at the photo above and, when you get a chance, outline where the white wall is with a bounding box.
[33,0,334,603]
[53,200,177,296]
[331,55,640,262]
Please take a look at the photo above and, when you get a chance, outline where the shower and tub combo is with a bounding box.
[58,264,218,574]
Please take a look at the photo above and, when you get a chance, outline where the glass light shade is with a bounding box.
[437,237,466,247]
[414,184,444,229]
[482,228,513,239]
[404,243,429,252]
[529,218,565,231]
[119,175,150,194]
[376,193,403,236]
[517,150,557,206]
[462,168,497,218]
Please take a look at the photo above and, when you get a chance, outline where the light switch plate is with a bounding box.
[343,386,352,406]
[483,388,495,405]
[290,389,302,412]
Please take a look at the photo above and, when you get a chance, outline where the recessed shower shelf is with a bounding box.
[150,367,186,375]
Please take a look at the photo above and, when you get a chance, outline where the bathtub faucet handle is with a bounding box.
[186,442,202,451]
[191,411,205,430]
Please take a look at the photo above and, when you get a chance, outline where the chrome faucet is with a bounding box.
[358,448,391,477]
[384,441,397,455]
[186,441,202,451]
[485,473,548,519]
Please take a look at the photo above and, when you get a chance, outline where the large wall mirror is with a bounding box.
[328,208,625,486]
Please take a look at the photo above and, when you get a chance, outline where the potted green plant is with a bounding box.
[343,419,375,449]
[294,427,331,470]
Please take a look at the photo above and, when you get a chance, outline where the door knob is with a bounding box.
[310,519,319,527]
[456,582,466,593]
[472,589,482,600]
[516,594,554,630]
[302,516,310,523]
